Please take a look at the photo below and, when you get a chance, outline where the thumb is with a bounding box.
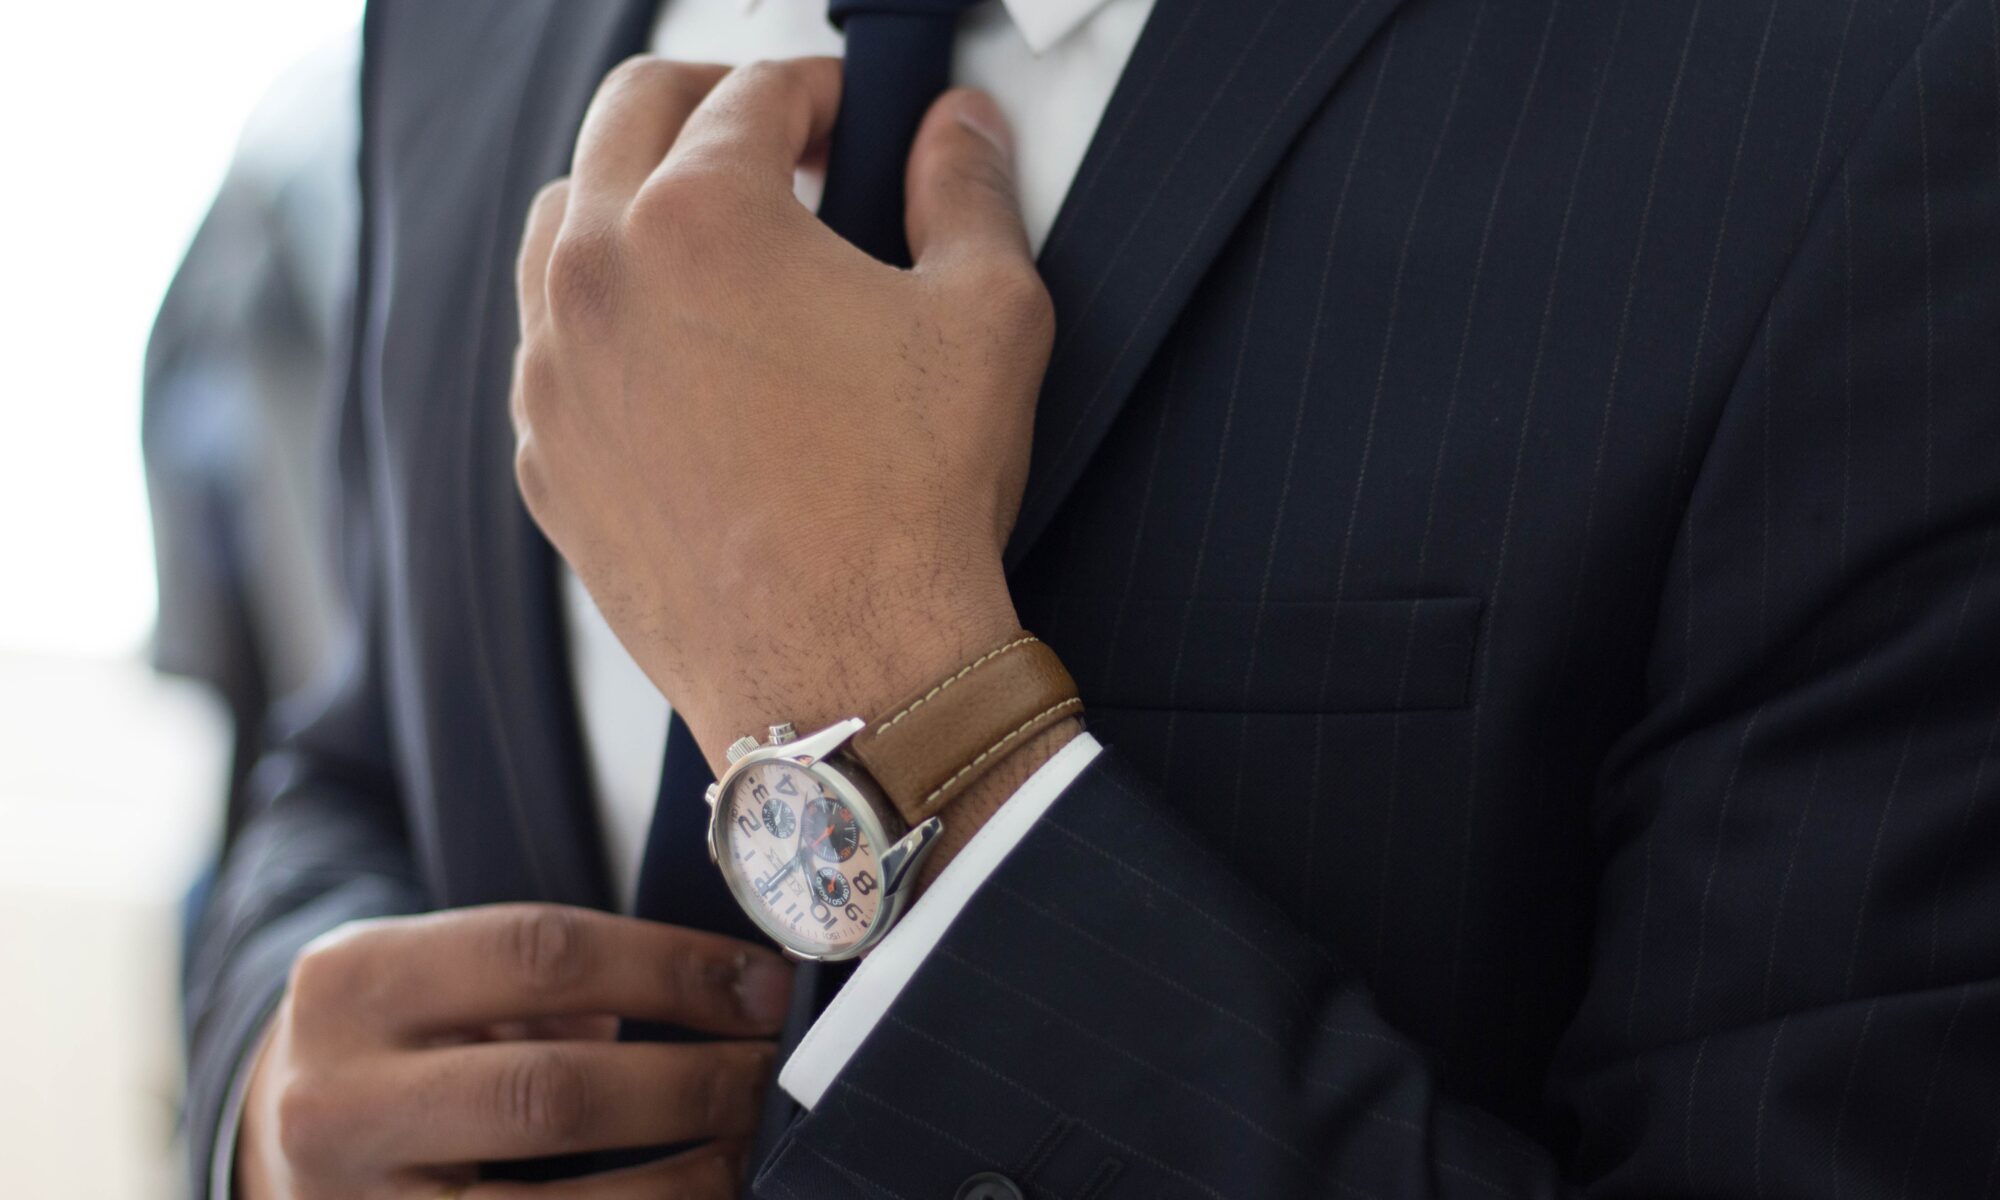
[904,89,1032,270]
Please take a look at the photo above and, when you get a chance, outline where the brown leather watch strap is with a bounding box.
[846,632,1082,827]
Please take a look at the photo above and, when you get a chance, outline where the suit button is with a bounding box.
[955,1173,1025,1200]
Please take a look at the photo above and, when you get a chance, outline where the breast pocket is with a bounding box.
[1026,595,1482,714]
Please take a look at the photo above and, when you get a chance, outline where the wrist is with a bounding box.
[687,569,1021,775]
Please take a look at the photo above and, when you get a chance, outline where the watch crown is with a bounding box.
[724,735,760,764]
[768,722,798,745]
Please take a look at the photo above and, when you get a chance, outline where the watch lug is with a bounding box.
[783,716,867,765]
[881,816,943,895]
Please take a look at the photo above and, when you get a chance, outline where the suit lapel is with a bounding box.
[1008,0,1410,570]
[446,0,658,907]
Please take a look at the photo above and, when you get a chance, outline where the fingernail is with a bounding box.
[954,91,1012,161]
[733,952,793,1026]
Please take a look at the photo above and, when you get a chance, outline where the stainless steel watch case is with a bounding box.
[704,716,942,963]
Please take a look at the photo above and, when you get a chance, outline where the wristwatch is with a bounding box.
[704,632,1081,961]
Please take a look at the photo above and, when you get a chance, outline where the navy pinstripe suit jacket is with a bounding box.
[185,0,2000,1195]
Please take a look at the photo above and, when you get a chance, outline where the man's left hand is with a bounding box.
[511,56,1056,782]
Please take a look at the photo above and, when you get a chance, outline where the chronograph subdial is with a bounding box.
[801,795,862,863]
[812,867,851,907]
[760,795,797,839]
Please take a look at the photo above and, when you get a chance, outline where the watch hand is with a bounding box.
[799,838,836,901]
[758,854,802,898]
[771,826,822,896]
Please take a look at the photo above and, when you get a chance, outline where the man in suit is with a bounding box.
[185,0,2000,1197]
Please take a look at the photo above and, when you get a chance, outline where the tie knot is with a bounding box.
[827,0,983,29]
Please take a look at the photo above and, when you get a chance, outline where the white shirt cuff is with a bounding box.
[777,731,1103,1108]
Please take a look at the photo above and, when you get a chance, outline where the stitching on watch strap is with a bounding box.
[871,634,1042,736]
[920,695,1083,809]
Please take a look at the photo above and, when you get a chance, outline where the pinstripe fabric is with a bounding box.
[775,0,2000,1194]
[181,0,2000,1196]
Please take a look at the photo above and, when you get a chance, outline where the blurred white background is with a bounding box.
[0,1,363,1194]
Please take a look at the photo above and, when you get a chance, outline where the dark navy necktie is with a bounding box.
[819,0,986,265]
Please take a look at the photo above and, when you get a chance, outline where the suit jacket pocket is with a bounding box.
[1025,596,1482,714]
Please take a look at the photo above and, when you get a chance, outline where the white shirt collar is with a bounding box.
[732,0,1118,57]
[996,0,1119,54]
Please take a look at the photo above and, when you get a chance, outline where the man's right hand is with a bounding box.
[235,904,794,1200]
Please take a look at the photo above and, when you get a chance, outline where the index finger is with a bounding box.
[652,57,841,196]
[569,57,730,210]
[308,905,793,1040]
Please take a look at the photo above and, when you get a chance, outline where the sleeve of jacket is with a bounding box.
[753,6,2000,1197]
[179,31,430,1198]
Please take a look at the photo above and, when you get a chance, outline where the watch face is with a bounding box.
[717,757,885,956]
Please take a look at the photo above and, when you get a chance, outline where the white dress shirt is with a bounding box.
[219,2,1143,1192]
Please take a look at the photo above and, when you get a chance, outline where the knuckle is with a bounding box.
[606,54,712,111]
[630,163,736,237]
[504,906,588,994]
[627,170,700,230]
[658,61,720,112]
[691,1146,745,1197]
[526,178,569,228]
[496,1047,593,1143]
[288,931,360,1010]
[602,52,664,92]
[733,57,800,101]
[702,1044,762,1130]
[511,342,561,431]
[673,1156,733,1199]
[272,1070,346,1169]
[544,222,622,328]
[285,949,336,1011]
[629,174,748,280]
[970,257,1053,336]
[1015,275,1057,341]
[289,920,400,1029]
[663,945,725,1018]
[512,436,549,518]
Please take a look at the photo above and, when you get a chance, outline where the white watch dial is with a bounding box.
[718,758,884,955]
